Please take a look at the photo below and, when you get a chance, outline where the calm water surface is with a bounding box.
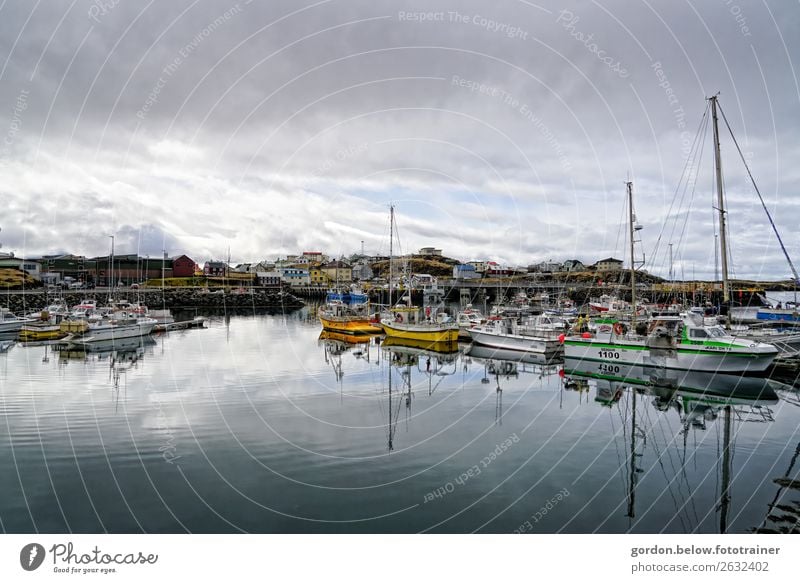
[1,308,799,533]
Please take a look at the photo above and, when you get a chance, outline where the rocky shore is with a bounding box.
[1,288,305,314]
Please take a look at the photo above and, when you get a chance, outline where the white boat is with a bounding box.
[26,298,70,319]
[490,292,538,317]
[455,305,485,335]
[70,299,98,319]
[0,309,36,333]
[468,314,568,354]
[588,294,630,313]
[69,312,157,344]
[565,311,778,373]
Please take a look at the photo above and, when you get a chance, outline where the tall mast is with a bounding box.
[388,204,394,308]
[668,243,673,283]
[710,95,731,323]
[107,234,115,302]
[627,181,637,327]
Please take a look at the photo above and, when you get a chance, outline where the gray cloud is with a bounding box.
[0,0,798,278]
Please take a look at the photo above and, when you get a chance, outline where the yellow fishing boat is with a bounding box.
[319,311,382,335]
[380,306,460,343]
[19,312,69,341]
[19,322,68,340]
[318,289,382,335]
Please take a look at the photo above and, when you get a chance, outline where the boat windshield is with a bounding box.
[706,326,728,338]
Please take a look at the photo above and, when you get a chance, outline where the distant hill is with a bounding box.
[371,257,458,278]
[0,268,39,289]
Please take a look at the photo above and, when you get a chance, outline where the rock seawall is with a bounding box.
[1,289,305,314]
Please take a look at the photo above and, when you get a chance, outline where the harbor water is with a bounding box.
[1,307,799,533]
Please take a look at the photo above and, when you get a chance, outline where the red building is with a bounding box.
[172,255,196,277]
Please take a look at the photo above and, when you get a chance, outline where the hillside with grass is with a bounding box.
[0,268,39,290]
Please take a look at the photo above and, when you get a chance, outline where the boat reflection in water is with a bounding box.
[466,344,563,423]
[318,330,377,383]
[54,336,158,411]
[57,335,157,358]
[465,344,562,373]
[379,336,460,450]
[563,357,785,533]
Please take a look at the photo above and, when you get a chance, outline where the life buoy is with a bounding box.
[613,322,625,336]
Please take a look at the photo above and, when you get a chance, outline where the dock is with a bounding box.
[155,317,206,332]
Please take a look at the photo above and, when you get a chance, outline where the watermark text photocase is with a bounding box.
[556,10,629,78]
[1,88,30,161]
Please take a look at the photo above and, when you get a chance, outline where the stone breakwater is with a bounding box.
[1,289,304,314]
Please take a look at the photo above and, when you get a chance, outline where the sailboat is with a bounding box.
[564,150,778,372]
[379,205,459,343]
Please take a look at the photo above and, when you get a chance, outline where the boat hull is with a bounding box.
[319,315,381,335]
[756,309,800,322]
[71,320,157,344]
[19,324,67,341]
[468,327,562,354]
[380,321,459,343]
[564,338,777,373]
[0,320,32,333]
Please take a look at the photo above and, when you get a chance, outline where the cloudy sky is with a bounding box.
[1,0,798,279]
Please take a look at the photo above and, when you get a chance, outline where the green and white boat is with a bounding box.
[566,311,778,373]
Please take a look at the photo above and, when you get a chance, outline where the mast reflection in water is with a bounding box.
[563,358,786,533]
